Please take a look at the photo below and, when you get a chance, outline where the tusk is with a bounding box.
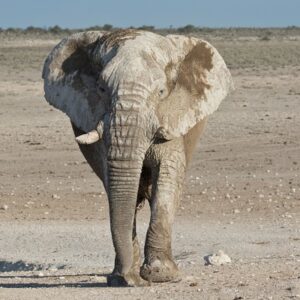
[75,130,100,144]
[75,120,104,145]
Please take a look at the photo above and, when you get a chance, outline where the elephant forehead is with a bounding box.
[101,31,175,67]
[98,31,180,92]
[124,32,175,64]
[102,56,166,95]
[102,36,172,87]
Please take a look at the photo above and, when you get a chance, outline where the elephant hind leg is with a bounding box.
[137,165,152,210]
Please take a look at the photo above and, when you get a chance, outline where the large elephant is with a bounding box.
[42,29,233,286]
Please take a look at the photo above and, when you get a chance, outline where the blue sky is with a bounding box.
[0,0,299,29]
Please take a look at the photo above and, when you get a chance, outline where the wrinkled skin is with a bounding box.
[43,29,233,286]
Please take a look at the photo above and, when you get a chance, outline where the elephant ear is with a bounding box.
[157,35,234,139]
[42,31,107,132]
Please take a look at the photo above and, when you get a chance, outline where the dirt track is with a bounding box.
[0,35,299,299]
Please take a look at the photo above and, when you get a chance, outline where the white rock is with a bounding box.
[206,250,231,266]
[1,205,8,210]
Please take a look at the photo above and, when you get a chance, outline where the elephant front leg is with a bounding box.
[141,151,186,282]
[107,208,148,287]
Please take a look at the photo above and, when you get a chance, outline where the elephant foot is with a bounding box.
[140,255,181,283]
[107,271,148,287]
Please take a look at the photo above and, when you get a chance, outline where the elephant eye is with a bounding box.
[98,86,106,93]
[159,89,164,96]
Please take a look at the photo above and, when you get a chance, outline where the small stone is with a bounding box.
[1,205,8,210]
[38,272,44,277]
[189,282,198,287]
[205,250,231,266]
[234,209,240,214]
[59,276,65,280]
[52,194,60,199]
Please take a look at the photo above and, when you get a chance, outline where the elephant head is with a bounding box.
[43,29,233,279]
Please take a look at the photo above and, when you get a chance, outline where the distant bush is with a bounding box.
[103,24,113,31]
[25,26,47,34]
[85,25,104,31]
[49,25,63,34]
[260,35,271,41]
[286,26,299,30]
[48,25,72,34]
[5,27,22,34]
[177,24,198,33]
[260,30,272,41]
[138,25,155,31]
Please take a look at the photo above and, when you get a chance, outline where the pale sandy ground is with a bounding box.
[0,36,299,299]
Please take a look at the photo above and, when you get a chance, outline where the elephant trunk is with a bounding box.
[107,95,149,276]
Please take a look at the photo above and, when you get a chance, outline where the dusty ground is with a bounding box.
[0,33,299,299]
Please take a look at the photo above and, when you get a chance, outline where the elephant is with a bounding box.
[42,29,233,286]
